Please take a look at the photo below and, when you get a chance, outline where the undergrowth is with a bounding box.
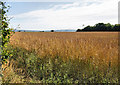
[2,45,118,84]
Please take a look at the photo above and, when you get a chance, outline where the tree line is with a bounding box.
[76,23,120,32]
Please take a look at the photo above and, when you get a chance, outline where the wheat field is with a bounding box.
[10,32,118,66]
[2,32,118,83]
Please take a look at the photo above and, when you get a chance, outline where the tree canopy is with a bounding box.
[76,23,120,32]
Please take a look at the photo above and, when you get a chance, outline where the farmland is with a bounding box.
[2,32,119,83]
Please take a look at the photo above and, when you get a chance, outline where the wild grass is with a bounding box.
[2,32,119,83]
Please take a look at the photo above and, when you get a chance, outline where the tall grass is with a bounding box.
[10,32,118,65]
[2,32,119,83]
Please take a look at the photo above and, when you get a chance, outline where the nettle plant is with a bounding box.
[0,2,14,64]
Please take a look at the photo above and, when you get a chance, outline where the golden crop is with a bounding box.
[10,32,118,68]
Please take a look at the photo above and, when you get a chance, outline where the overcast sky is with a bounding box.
[6,0,119,30]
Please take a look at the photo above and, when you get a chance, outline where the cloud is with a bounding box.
[9,0,118,30]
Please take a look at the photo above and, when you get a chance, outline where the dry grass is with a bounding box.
[2,32,118,83]
[10,32,118,67]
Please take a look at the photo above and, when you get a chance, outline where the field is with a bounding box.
[2,32,119,83]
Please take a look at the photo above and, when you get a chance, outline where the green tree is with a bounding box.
[51,30,54,32]
[83,25,92,31]
[76,29,82,32]
[76,23,119,32]
[113,24,120,31]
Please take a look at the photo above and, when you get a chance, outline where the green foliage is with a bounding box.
[51,30,54,32]
[76,23,120,32]
[0,1,14,63]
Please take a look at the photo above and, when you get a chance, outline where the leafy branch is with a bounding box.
[0,1,14,64]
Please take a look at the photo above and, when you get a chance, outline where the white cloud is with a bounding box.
[9,0,119,30]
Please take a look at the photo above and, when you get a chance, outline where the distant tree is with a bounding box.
[113,24,120,31]
[76,23,120,32]
[76,29,82,32]
[105,23,112,31]
[83,26,92,31]
[51,30,54,32]
[94,23,105,31]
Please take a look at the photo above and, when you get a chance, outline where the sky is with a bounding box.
[5,0,119,30]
